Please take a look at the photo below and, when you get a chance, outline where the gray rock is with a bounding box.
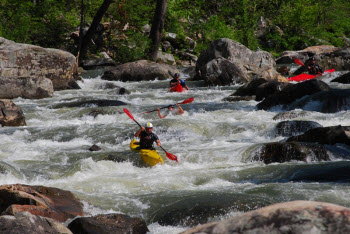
[0,76,53,99]
[182,201,350,234]
[0,212,72,234]
[0,37,79,91]
[101,60,179,82]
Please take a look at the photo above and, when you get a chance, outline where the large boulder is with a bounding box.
[288,89,350,113]
[276,45,338,64]
[0,184,84,222]
[68,213,149,234]
[257,79,331,110]
[0,37,79,91]
[0,99,26,127]
[0,212,72,234]
[182,201,350,234]
[0,76,53,99]
[331,72,350,84]
[101,60,179,82]
[247,142,330,164]
[320,47,350,71]
[287,125,350,146]
[196,38,277,85]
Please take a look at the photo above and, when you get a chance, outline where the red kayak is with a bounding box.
[288,69,335,82]
[169,84,186,92]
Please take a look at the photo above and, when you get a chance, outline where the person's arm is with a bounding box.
[156,139,161,147]
[157,108,166,119]
[184,85,190,90]
[176,103,184,114]
[170,79,180,87]
[135,127,145,138]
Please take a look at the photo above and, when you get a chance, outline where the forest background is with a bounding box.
[1,0,350,64]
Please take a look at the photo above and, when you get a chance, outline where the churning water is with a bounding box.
[1,68,350,233]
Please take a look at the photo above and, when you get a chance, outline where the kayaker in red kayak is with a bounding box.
[134,122,161,150]
[307,57,323,75]
[170,73,190,90]
[157,103,184,119]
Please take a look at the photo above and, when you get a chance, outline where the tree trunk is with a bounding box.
[78,0,114,61]
[149,0,168,61]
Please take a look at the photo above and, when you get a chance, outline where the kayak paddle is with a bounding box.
[123,108,178,162]
[159,146,178,162]
[140,97,194,114]
[294,58,305,66]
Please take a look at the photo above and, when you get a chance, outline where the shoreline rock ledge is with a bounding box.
[182,200,350,234]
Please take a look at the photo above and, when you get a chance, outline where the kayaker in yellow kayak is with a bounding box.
[134,122,161,150]
[170,73,190,90]
[157,103,184,119]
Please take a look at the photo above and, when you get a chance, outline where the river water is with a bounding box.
[1,68,350,233]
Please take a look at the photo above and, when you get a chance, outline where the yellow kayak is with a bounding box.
[130,139,164,166]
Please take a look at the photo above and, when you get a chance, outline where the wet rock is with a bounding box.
[88,109,106,118]
[232,78,267,96]
[0,99,26,127]
[0,76,54,99]
[223,96,255,102]
[257,79,330,110]
[287,125,350,146]
[155,51,176,65]
[196,38,278,85]
[67,213,148,234]
[104,154,128,163]
[273,110,310,120]
[319,47,350,71]
[101,60,179,82]
[0,37,79,91]
[182,201,350,234]
[250,142,330,164]
[255,81,292,101]
[51,99,127,108]
[0,212,72,234]
[274,120,323,137]
[89,144,101,151]
[331,72,350,84]
[289,89,350,113]
[0,184,84,222]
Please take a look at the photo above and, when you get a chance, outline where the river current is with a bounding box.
[1,68,350,233]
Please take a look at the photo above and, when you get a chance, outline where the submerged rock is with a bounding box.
[273,110,310,120]
[182,200,350,234]
[331,72,350,84]
[273,120,322,137]
[51,99,127,108]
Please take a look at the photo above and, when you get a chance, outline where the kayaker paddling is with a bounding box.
[157,103,184,119]
[134,122,161,150]
[307,57,323,75]
[170,73,190,90]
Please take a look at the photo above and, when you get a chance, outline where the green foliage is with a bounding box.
[110,31,150,64]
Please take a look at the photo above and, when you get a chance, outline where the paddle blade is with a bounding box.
[180,97,194,104]
[165,152,178,162]
[123,108,135,121]
[294,58,304,66]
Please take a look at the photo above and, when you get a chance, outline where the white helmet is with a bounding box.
[145,122,153,128]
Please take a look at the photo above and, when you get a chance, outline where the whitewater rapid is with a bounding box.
[1,68,350,233]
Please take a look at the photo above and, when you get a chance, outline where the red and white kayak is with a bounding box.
[169,84,186,92]
[288,69,335,82]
